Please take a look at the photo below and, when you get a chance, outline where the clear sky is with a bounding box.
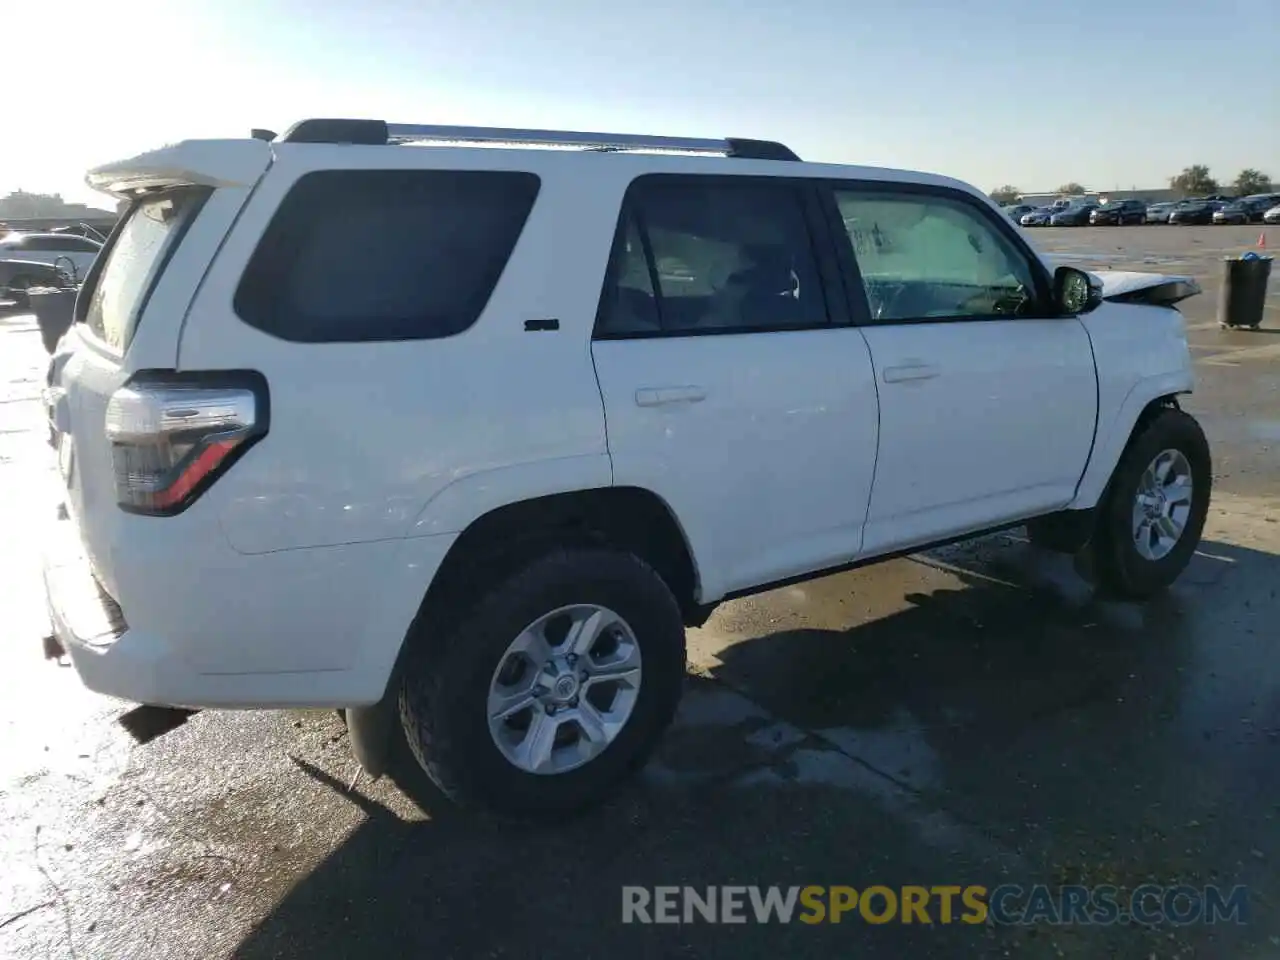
[6,0,1277,208]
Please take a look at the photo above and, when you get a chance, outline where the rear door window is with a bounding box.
[83,188,208,351]
[233,170,541,343]
[595,177,828,337]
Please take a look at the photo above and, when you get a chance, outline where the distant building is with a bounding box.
[0,191,117,236]
[0,191,115,219]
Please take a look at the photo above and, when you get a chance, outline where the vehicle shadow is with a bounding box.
[230,535,1279,960]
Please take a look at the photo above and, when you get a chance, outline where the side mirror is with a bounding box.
[1054,265,1103,315]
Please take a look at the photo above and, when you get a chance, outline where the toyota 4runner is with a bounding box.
[43,118,1210,817]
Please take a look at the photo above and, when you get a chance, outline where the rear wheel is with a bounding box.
[1092,409,1211,599]
[398,547,686,818]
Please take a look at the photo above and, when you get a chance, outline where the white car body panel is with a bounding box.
[1094,270,1198,302]
[858,318,1098,555]
[593,328,880,603]
[181,146,616,554]
[1069,302,1194,509]
[43,133,1202,710]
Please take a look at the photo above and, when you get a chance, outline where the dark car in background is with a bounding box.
[1003,204,1036,222]
[1089,198,1147,225]
[1242,194,1280,221]
[0,258,73,308]
[1213,198,1270,225]
[1169,200,1224,225]
[1050,202,1100,226]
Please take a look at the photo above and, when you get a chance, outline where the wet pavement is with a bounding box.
[2,225,1278,959]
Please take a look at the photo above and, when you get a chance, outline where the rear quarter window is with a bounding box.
[233,169,541,343]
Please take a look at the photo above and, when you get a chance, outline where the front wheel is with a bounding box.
[1092,409,1211,599]
[398,547,686,818]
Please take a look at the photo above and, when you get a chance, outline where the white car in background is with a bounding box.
[0,232,101,280]
[1264,205,1280,225]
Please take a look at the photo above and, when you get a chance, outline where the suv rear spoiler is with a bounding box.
[87,139,273,199]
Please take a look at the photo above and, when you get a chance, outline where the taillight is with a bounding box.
[104,373,268,515]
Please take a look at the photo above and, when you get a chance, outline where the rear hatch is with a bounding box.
[47,139,270,596]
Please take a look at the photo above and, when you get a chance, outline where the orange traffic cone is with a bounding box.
[1260,231,1267,249]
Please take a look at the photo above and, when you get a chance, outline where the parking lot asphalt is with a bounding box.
[2,225,1278,959]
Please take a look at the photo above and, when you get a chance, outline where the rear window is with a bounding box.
[233,170,541,343]
[83,188,208,351]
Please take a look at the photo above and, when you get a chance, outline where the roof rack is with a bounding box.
[276,118,800,161]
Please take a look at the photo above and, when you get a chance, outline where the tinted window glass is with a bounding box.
[234,170,540,343]
[596,215,661,335]
[57,236,101,252]
[84,189,207,351]
[835,189,1040,322]
[29,235,76,251]
[597,179,826,335]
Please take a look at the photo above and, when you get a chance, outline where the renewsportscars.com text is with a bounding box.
[622,884,1249,926]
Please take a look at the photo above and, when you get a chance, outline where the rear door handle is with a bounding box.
[635,386,707,407]
[882,363,939,384]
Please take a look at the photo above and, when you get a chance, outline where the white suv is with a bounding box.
[44,118,1211,817]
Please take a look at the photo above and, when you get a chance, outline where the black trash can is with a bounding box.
[29,287,79,353]
[1217,255,1272,329]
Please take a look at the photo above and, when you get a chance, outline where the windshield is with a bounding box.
[82,188,208,351]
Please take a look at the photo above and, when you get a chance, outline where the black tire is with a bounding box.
[398,547,686,818]
[1025,512,1090,554]
[1092,409,1211,599]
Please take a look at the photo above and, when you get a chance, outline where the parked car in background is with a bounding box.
[1213,199,1268,225]
[1050,202,1100,226]
[0,232,101,279]
[1169,200,1223,225]
[1264,205,1280,225]
[1020,207,1056,227]
[1090,199,1147,225]
[1146,202,1177,224]
[0,258,74,308]
[1004,204,1036,222]
[1242,194,1280,221]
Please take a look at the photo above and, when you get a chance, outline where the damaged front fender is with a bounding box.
[1094,271,1202,307]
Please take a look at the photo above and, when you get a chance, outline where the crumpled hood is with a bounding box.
[1091,270,1201,306]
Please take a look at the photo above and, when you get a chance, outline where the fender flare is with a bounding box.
[1069,371,1193,510]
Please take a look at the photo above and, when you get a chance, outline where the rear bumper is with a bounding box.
[43,504,457,709]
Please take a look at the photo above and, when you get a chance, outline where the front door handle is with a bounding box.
[882,363,939,384]
[635,386,707,407]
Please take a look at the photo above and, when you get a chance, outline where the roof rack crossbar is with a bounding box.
[276,118,801,161]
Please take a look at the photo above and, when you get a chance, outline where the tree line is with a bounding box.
[989,168,1272,205]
